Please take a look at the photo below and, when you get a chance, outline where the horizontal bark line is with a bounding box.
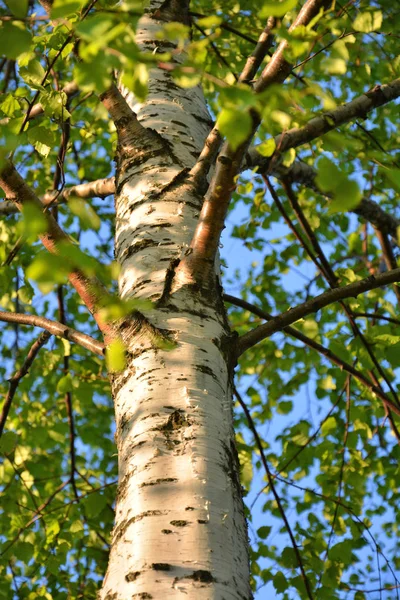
[236,267,400,355]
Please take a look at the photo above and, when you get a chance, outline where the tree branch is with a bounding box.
[236,268,400,356]
[99,84,149,148]
[247,78,400,173]
[179,0,331,285]
[0,162,113,340]
[250,159,400,240]
[0,177,115,216]
[253,0,332,93]
[234,387,315,600]
[0,331,51,437]
[225,294,400,417]
[0,311,104,355]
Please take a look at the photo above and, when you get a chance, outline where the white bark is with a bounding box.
[100,3,252,599]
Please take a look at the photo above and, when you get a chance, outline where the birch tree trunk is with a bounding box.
[99,2,252,598]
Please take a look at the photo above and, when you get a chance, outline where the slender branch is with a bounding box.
[234,387,315,600]
[0,177,115,216]
[0,311,104,356]
[247,78,400,174]
[235,269,400,354]
[262,160,400,240]
[0,331,51,437]
[279,179,400,408]
[353,312,400,326]
[253,0,332,93]
[180,0,330,284]
[0,162,113,339]
[374,229,400,304]
[239,17,275,84]
[225,294,400,417]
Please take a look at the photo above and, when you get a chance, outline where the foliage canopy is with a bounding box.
[0,0,400,598]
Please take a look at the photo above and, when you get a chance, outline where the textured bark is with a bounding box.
[100,2,251,598]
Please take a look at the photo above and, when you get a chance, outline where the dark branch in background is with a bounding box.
[268,160,400,239]
[180,0,330,285]
[234,387,315,600]
[0,311,104,356]
[235,268,400,357]
[0,331,51,437]
[0,162,113,340]
[279,178,400,412]
[246,78,400,174]
[374,230,400,304]
[224,295,400,418]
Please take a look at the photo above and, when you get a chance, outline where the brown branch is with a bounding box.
[247,78,400,174]
[0,177,115,216]
[0,331,51,437]
[235,269,400,358]
[234,387,315,600]
[225,294,400,418]
[0,311,104,355]
[99,84,148,147]
[181,0,330,285]
[353,312,400,326]
[239,17,276,83]
[0,162,113,340]
[253,0,332,93]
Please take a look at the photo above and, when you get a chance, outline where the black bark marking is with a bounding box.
[152,563,172,570]
[170,520,189,527]
[140,478,178,487]
[125,571,141,582]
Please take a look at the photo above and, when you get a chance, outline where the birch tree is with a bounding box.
[1,0,400,598]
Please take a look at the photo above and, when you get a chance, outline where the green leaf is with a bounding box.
[0,431,18,454]
[74,59,113,94]
[217,108,252,151]
[26,252,70,293]
[20,203,48,237]
[84,491,107,517]
[257,138,276,157]
[260,0,298,18]
[51,0,87,18]
[0,22,32,60]
[14,541,34,562]
[57,374,74,394]
[257,525,271,539]
[106,339,126,373]
[68,197,101,231]
[328,179,362,213]
[321,57,347,75]
[321,416,337,437]
[27,124,57,157]
[383,169,400,194]
[5,0,28,18]
[273,571,288,593]
[353,11,382,33]
[0,94,21,118]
